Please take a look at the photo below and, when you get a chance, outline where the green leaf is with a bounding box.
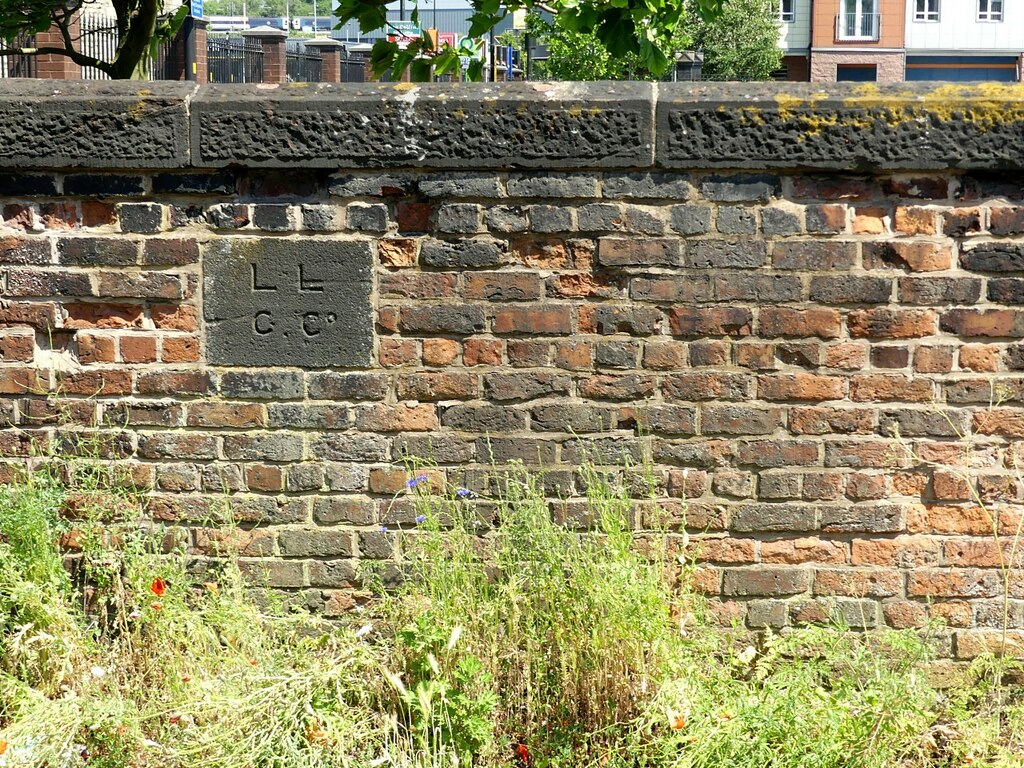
[466,58,484,81]
[368,39,399,78]
[410,57,432,81]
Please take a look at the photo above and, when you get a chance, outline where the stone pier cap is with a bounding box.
[3,80,1024,171]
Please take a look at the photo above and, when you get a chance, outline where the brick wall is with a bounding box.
[5,81,1024,657]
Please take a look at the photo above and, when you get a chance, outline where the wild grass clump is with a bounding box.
[379,464,694,765]
[0,462,381,768]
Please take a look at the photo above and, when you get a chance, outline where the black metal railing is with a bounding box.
[207,34,264,83]
[79,15,176,79]
[0,32,36,78]
[340,53,367,82]
[286,39,322,82]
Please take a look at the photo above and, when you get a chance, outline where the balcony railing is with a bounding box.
[835,12,880,41]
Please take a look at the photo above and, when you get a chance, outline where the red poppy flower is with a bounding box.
[150,577,167,596]
[151,601,163,611]
[672,713,687,730]
[0,740,8,756]
[514,743,530,766]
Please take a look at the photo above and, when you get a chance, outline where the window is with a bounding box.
[777,0,795,23]
[837,64,877,81]
[837,0,879,40]
[914,0,939,21]
[979,0,1003,21]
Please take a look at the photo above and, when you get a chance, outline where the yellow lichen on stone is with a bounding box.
[393,83,417,92]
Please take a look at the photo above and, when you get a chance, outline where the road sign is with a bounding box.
[388,19,422,41]
[438,31,456,48]
[190,0,203,18]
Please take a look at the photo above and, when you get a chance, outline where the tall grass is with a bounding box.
[1,455,1022,768]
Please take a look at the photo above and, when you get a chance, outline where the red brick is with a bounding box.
[849,375,933,403]
[941,309,1024,338]
[161,336,200,363]
[759,373,844,402]
[914,346,954,373]
[893,206,936,235]
[368,467,445,494]
[932,602,974,629]
[422,338,460,367]
[814,568,902,597]
[379,338,419,367]
[396,202,432,233]
[76,332,117,364]
[824,342,869,370]
[883,600,928,629]
[847,309,936,339]
[0,328,36,362]
[0,301,57,330]
[581,374,656,400]
[907,568,1002,598]
[3,204,33,230]
[40,203,77,229]
[137,369,214,396]
[81,201,116,227]
[246,464,283,492]
[187,402,265,429]
[668,307,751,337]
[492,306,573,335]
[0,367,47,394]
[932,470,971,501]
[907,504,993,535]
[847,472,886,500]
[510,238,571,268]
[552,339,592,371]
[959,344,999,372]
[944,538,1014,568]
[464,272,541,301]
[852,207,887,234]
[150,304,198,332]
[547,272,623,299]
[762,537,846,564]
[851,536,941,566]
[59,369,132,396]
[463,338,502,366]
[378,238,418,267]
[643,342,687,370]
[692,537,757,564]
[397,372,478,401]
[864,241,952,272]
[119,334,158,363]
[380,273,457,299]
[759,308,840,339]
[357,403,438,432]
[64,302,143,329]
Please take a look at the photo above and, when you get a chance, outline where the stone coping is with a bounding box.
[3,80,1024,170]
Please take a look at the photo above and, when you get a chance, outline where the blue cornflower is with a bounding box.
[380,525,389,533]
[415,514,427,524]
[406,474,429,489]
[456,488,477,499]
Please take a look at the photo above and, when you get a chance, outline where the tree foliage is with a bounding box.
[687,0,781,80]
[334,0,730,82]
[524,0,780,82]
[0,0,186,79]
[525,11,693,81]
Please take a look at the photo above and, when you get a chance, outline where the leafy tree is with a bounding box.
[687,0,781,80]
[523,0,780,82]
[525,11,693,81]
[334,0,730,81]
[0,0,187,79]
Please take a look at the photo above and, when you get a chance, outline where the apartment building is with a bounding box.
[777,0,1024,82]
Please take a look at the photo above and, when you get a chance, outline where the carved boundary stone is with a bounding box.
[203,238,373,368]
